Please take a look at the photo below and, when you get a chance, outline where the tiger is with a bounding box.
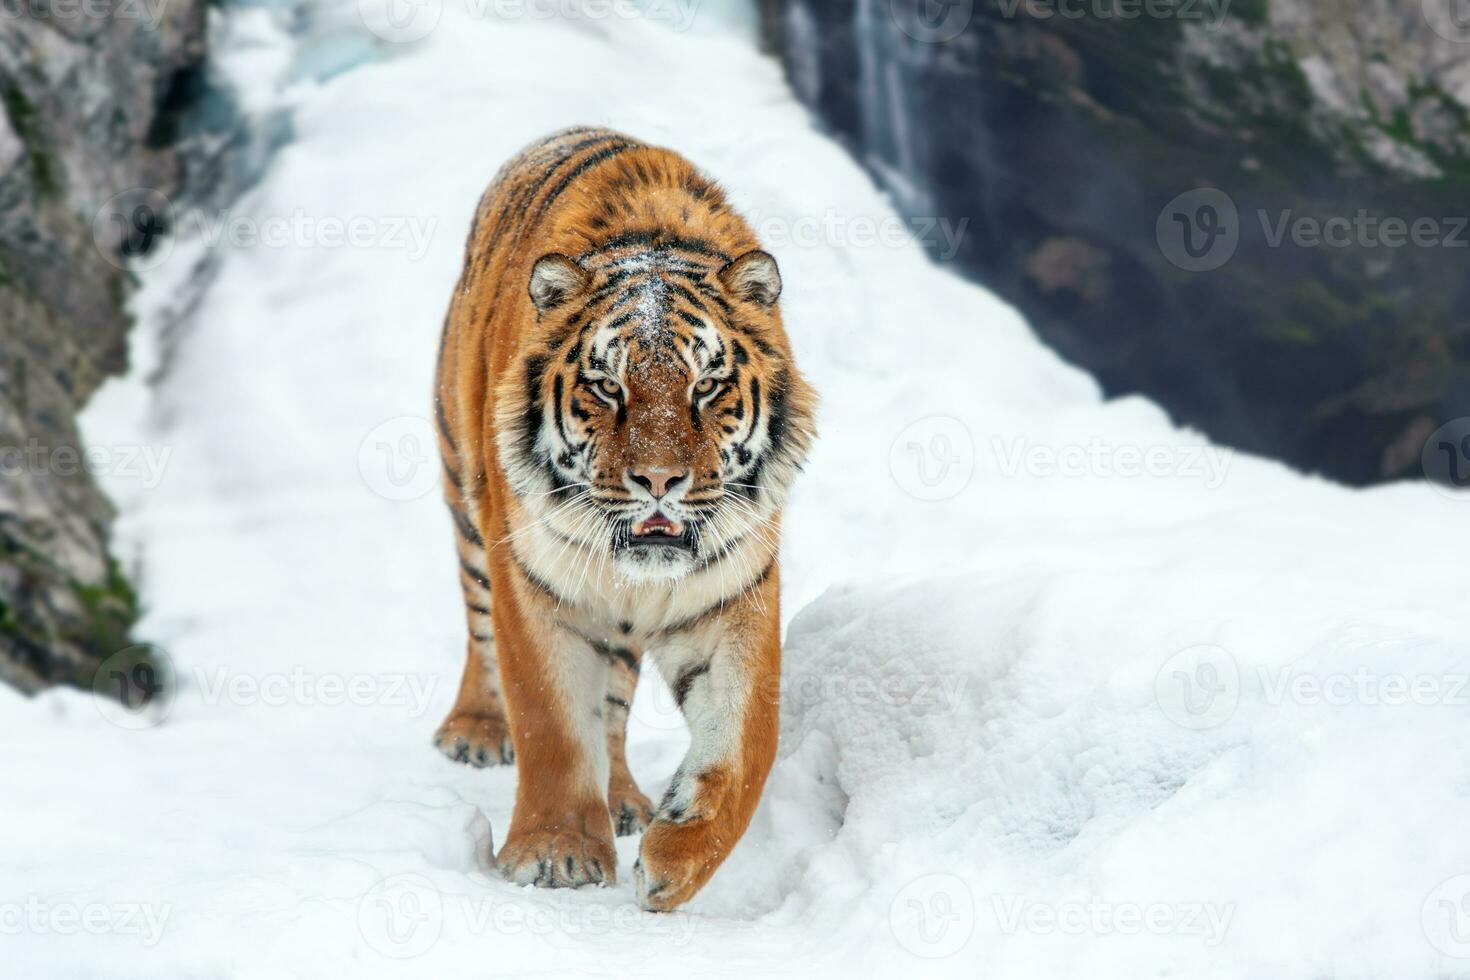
[430,127,817,912]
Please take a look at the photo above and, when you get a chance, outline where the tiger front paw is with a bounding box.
[433,709,515,767]
[608,783,655,837]
[495,828,616,888]
[634,818,718,912]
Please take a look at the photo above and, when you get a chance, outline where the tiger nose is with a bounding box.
[628,467,689,500]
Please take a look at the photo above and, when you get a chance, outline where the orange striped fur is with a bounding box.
[432,128,816,910]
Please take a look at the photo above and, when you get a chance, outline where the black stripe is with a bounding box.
[558,624,641,671]
[536,143,635,218]
[663,558,777,634]
[700,528,751,567]
[763,367,793,460]
[514,557,567,604]
[588,268,636,301]
[499,133,624,225]
[459,558,490,590]
[451,506,483,547]
[434,397,457,453]
[442,456,463,492]
[578,231,730,264]
[602,309,637,332]
[517,353,549,473]
[594,640,639,672]
[552,374,573,448]
[662,278,712,316]
[673,661,710,707]
[735,375,763,462]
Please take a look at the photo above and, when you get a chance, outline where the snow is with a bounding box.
[7,4,1470,978]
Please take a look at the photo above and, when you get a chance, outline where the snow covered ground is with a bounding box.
[6,3,1470,977]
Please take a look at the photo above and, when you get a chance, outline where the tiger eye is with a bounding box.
[693,377,719,397]
[596,378,622,399]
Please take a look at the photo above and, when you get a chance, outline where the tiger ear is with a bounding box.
[529,253,589,313]
[718,250,781,308]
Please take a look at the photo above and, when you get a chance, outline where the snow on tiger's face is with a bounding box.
[502,246,814,583]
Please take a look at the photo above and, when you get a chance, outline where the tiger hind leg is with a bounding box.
[603,644,654,835]
[432,453,513,767]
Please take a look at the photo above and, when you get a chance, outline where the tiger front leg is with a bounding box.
[491,587,617,888]
[635,601,782,911]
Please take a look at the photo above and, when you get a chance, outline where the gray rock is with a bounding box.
[0,0,206,693]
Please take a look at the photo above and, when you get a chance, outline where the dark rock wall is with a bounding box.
[0,1,206,692]
[766,0,1470,485]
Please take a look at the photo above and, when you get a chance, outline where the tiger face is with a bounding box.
[498,241,814,584]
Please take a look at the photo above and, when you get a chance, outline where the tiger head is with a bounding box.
[498,241,817,584]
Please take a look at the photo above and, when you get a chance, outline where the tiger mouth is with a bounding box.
[622,514,696,552]
[632,513,684,538]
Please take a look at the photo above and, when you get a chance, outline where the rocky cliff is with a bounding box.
[0,0,206,693]
[764,0,1470,485]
